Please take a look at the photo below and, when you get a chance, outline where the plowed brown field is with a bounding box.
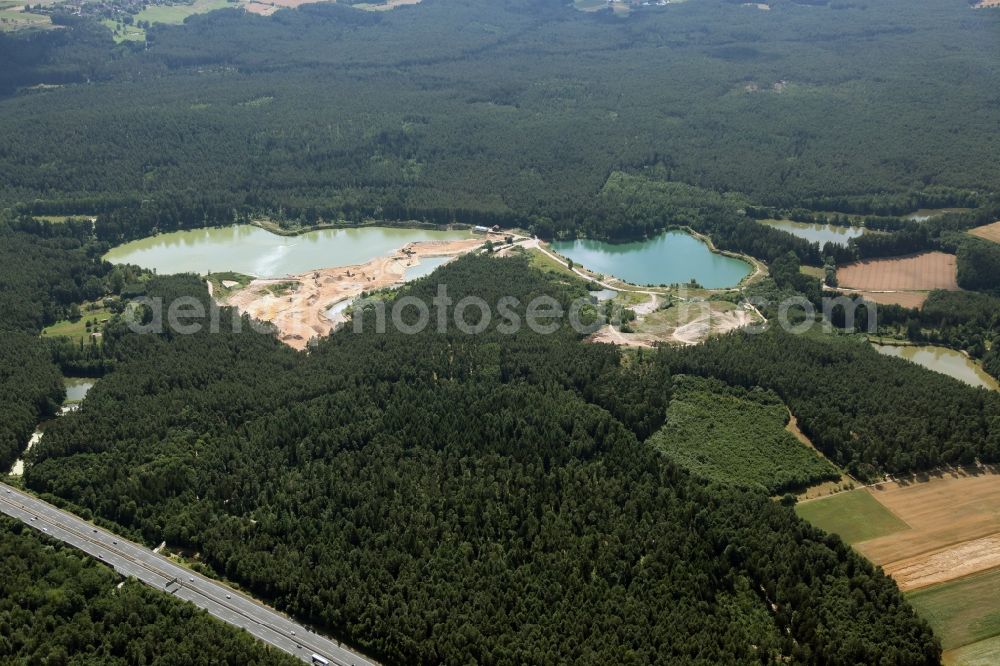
[837,252,959,291]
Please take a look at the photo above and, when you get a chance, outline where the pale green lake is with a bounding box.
[759,220,864,246]
[403,256,455,282]
[904,208,972,222]
[9,377,96,475]
[103,225,474,278]
[64,377,96,404]
[872,343,999,391]
[550,231,751,288]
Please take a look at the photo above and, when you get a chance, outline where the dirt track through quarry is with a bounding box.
[225,238,484,349]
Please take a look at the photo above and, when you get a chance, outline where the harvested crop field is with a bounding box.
[798,468,1000,661]
[968,221,1000,244]
[837,252,959,291]
[854,468,1000,590]
[856,290,929,308]
[244,0,334,15]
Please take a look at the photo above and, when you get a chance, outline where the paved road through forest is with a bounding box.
[0,481,379,666]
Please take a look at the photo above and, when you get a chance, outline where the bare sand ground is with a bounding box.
[671,308,752,345]
[225,238,483,349]
[884,533,1000,591]
[590,301,759,348]
[837,252,959,292]
[589,325,656,347]
[854,467,1000,591]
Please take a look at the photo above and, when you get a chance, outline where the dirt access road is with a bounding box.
[225,238,486,349]
[531,240,766,347]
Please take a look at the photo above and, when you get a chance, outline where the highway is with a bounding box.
[0,481,379,666]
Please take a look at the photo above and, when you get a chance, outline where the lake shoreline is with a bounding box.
[249,218,471,238]
[551,228,757,290]
[869,339,998,391]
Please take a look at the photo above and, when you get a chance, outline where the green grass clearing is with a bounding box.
[648,376,840,494]
[800,265,826,280]
[264,281,298,297]
[41,303,114,344]
[0,7,50,30]
[795,489,909,544]
[907,568,1000,651]
[101,19,145,42]
[525,247,586,282]
[207,272,254,299]
[134,0,233,24]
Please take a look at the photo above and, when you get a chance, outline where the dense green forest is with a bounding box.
[23,257,944,664]
[0,0,997,230]
[0,331,64,471]
[957,238,1000,293]
[0,217,111,470]
[649,375,839,494]
[2,0,999,658]
[0,517,299,664]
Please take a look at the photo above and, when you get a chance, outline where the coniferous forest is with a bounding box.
[25,259,944,664]
[0,0,998,230]
[0,517,299,664]
[0,0,999,661]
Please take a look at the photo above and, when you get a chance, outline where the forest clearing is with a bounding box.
[649,377,840,494]
[837,252,959,292]
[223,237,484,349]
[968,221,1000,244]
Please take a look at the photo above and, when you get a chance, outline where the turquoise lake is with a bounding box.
[551,231,751,288]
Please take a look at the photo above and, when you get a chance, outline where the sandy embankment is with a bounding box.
[225,238,484,350]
